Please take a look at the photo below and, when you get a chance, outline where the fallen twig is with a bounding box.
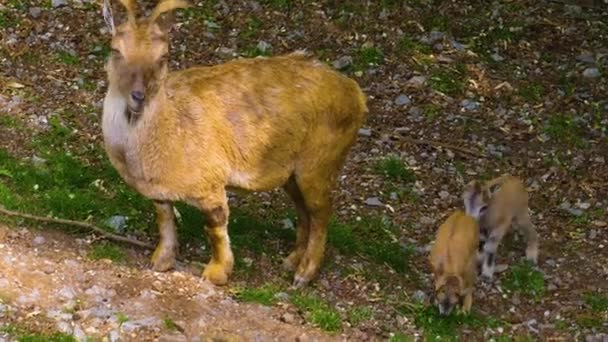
[0,206,155,250]
[400,137,487,159]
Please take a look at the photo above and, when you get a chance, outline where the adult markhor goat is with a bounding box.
[101,0,368,288]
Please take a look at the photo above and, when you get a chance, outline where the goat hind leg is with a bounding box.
[516,210,539,264]
[282,177,310,271]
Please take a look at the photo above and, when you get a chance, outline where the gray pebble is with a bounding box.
[52,0,67,8]
[364,197,383,207]
[274,292,289,302]
[32,236,46,246]
[412,290,428,303]
[29,7,42,18]
[394,94,411,106]
[332,56,352,70]
[358,128,372,137]
[583,68,601,79]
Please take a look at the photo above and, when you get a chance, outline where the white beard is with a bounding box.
[102,89,129,149]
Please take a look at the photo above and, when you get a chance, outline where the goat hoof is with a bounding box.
[291,275,310,289]
[150,244,176,272]
[202,262,229,285]
[282,251,303,272]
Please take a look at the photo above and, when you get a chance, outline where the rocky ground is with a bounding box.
[1,0,608,341]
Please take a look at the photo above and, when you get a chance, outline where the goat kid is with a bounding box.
[463,175,539,280]
[101,0,368,288]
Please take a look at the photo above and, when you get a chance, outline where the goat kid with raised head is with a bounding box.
[101,0,368,288]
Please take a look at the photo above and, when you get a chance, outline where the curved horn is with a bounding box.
[149,0,191,23]
[117,0,138,26]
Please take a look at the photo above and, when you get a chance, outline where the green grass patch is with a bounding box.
[348,305,373,326]
[398,304,501,340]
[397,36,432,55]
[0,115,25,129]
[517,82,545,103]
[429,63,467,96]
[291,293,342,332]
[55,51,79,66]
[240,16,263,39]
[179,0,217,20]
[544,113,586,148]
[584,292,608,313]
[261,0,292,10]
[116,312,129,326]
[1,325,76,342]
[88,242,126,263]
[503,260,545,300]
[374,155,416,183]
[328,215,415,275]
[575,312,604,329]
[353,46,383,70]
[389,333,414,342]
[244,46,272,58]
[233,283,282,306]
[0,11,18,28]
[163,317,178,332]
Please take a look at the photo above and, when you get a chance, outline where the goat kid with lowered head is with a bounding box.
[101,0,368,288]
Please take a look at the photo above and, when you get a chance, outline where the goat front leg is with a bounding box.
[199,195,234,286]
[481,223,508,281]
[151,201,178,272]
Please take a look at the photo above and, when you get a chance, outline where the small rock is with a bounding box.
[274,292,289,302]
[32,235,46,245]
[29,7,42,18]
[460,99,480,111]
[592,220,607,227]
[576,53,595,64]
[364,197,383,207]
[56,321,72,334]
[490,52,505,62]
[407,76,427,88]
[216,47,235,58]
[412,290,427,303]
[106,215,127,234]
[159,334,188,342]
[588,229,598,240]
[73,325,87,342]
[281,312,296,324]
[280,218,294,230]
[547,283,558,291]
[494,264,509,273]
[576,201,591,210]
[121,317,160,332]
[512,296,521,305]
[108,330,120,342]
[389,192,398,201]
[545,259,556,267]
[256,40,271,53]
[450,40,466,51]
[394,94,411,106]
[582,68,601,79]
[358,128,372,137]
[419,216,434,226]
[58,287,76,300]
[332,55,352,70]
[428,31,444,43]
[52,0,67,8]
[438,191,450,200]
[31,155,46,167]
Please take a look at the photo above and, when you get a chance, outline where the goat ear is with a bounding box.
[103,0,116,35]
[463,181,486,219]
[149,0,191,30]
